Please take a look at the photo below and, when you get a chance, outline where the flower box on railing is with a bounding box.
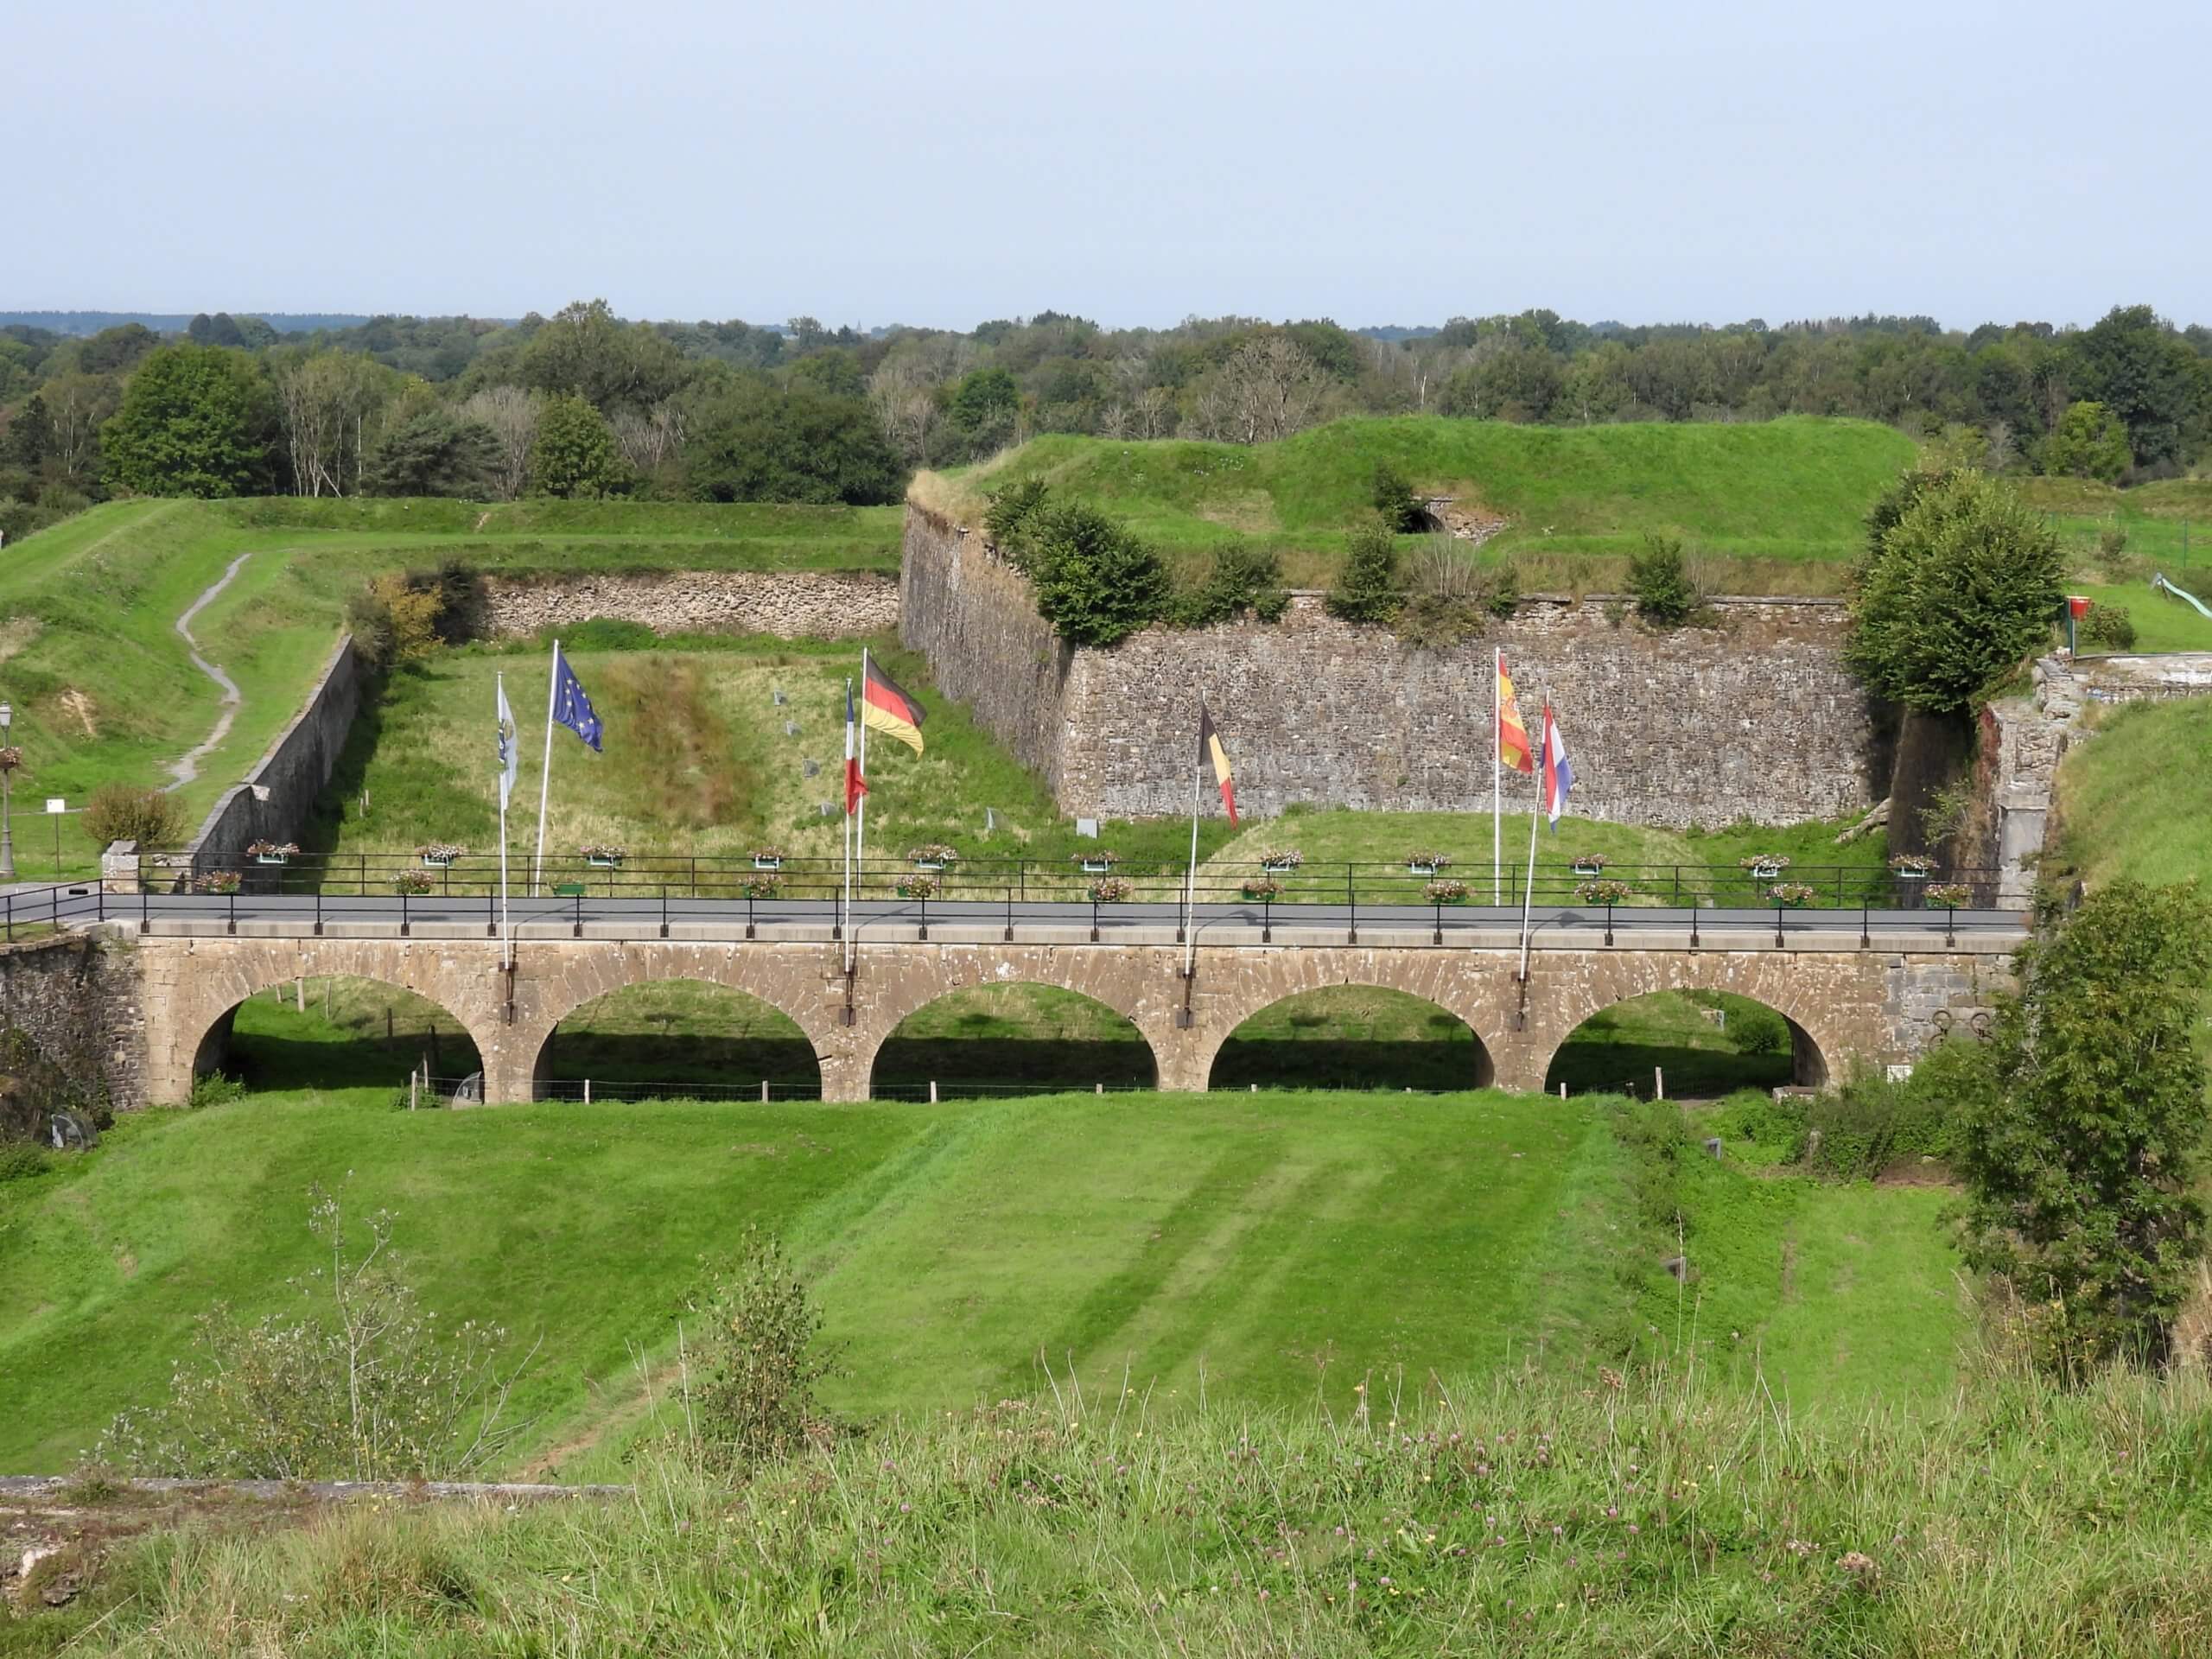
[194,870,242,894]
[907,843,957,872]
[1571,855,1609,877]
[579,843,627,870]
[1425,879,1469,904]
[1926,881,1974,909]
[1769,882,1818,908]
[751,848,785,871]
[394,870,435,895]
[897,874,939,900]
[1076,850,1121,875]
[1890,855,1936,880]
[1739,854,1789,881]
[416,843,465,868]
[744,874,784,899]
[1089,877,1135,903]
[1256,849,1302,874]
[1576,877,1634,906]
[1405,852,1449,876]
[1242,878,1284,902]
[246,840,298,867]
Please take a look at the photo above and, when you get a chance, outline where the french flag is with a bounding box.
[1541,702,1574,830]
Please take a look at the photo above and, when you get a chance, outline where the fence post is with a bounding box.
[582,1077,591,1106]
[1605,900,1614,949]
[1262,893,1272,945]
[760,1079,769,1103]
[659,887,669,940]
[1433,900,1443,947]
[1945,899,1957,949]
[226,887,235,937]
[400,887,410,938]
[1005,885,1014,944]
[572,889,583,938]
[484,888,493,939]
[1860,902,1871,950]
[140,876,149,936]
[1654,1066,1664,1101]
[1345,865,1357,946]
[1774,900,1785,950]
[1090,897,1100,944]
[928,1079,938,1103]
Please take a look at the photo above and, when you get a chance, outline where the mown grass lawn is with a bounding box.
[0,1086,1971,1478]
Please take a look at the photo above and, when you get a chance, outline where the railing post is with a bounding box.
[140,878,149,936]
[484,888,493,939]
[316,884,325,938]
[359,852,367,896]
[690,855,697,900]
[4,892,11,943]
[1433,900,1442,947]
[1090,897,1100,944]
[1860,902,1871,950]
[747,893,757,941]
[1945,900,1956,949]
[573,889,583,938]
[1672,867,1681,905]
[1774,900,1785,950]
[400,887,410,938]
[917,892,928,942]
[226,887,235,936]
[1345,864,1357,946]
[1605,901,1614,948]
[1004,885,1014,944]
[659,887,669,939]
[1262,893,1273,945]
[1688,904,1699,950]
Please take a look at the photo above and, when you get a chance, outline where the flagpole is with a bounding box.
[857,648,871,892]
[1493,645,1503,906]
[531,640,560,898]
[498,671,512,963]
[842,676,855,962]
[1184,701,1203,949]
[1519,696,1546,982]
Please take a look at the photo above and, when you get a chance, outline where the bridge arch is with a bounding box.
[160,947,502,1100]
[531,976,821,1100]
[868,981,1159,1097]
[1207,983,1497,1091]
[1525,956,1840,1094]
[1188,957,1510,1095]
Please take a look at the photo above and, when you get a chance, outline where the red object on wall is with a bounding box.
[2067,594,2093,619]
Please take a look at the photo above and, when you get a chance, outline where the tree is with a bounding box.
[1197,335,1332,443]
[521,299,689,415]
[4,391,54,468]
[945,366,1020,456]
[671,1226,842,1471]
[1370,462,1424,532]
[1951,880,2212,1373]
[1027,504,1172,646]
[1845,470,2063,715]
[274,350,391,496]
[456,386,540,501]
[528,392,628,499]
[101,342,276,497]
[2037,400,2133,483]
[2069,304,2206,469]
[1628,533,1701,624]
[361,411,498,497]
[1326,515,1404,621]
[683,380,906,505]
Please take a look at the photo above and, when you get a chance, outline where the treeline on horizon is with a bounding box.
[1,298,2207,543]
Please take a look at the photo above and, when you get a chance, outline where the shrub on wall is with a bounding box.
[1325,516,1404,623]
[1027,504,1172,647]
[1629,534,1703,625]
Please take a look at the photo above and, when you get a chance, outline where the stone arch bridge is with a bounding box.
[132,911,2017,1103]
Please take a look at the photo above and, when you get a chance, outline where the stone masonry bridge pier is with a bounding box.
[121,902,2020,1104]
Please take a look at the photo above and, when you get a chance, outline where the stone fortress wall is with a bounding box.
[899,504,1884,830]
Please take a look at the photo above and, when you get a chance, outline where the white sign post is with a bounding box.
[44,798,63,877]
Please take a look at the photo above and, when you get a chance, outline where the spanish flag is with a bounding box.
[1199,703,1238,824]
[861,657,926,754]
[1497,655,1534,775]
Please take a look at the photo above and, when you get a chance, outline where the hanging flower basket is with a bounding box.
[1768,882,1818,908]
[907,843,958,872]
[1890,855,1936,879]
[1242,878,1284,902]
[580,842,626,869]
[751,847,785,871]
[1425,879,1470,904]
[1926,881,1974,909]
[194,870,242,894]
[744,874,784,899]
[416,842,465,868]
[1405,852,1450,876]
[246,840,298,867]
[1576,877,1635,905]
[1075,850,1121,875]
[1089,876,1135,902]
[1571,854,1609,876]
[394,869,435,895]
[1256,849,1303,873]
[897,874,939,900]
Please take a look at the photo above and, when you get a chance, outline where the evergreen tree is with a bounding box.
[1027,504,1171,647]
[528,392,628,499]
[1325,516,1404,622]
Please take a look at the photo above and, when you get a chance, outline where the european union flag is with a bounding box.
[552,648,603,752]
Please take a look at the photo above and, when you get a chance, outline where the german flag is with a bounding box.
[1199,703,1238,824]
[1497,655,1534,775]
[861,658,926,754]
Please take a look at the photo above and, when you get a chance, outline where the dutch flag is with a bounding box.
[1541,702,1574,830]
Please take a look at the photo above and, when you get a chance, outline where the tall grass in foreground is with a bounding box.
[77,1365,2212,1656]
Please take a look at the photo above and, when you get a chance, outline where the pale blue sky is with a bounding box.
[11,0,2207,329]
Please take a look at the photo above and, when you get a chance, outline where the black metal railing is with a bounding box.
[161,851,2009,913]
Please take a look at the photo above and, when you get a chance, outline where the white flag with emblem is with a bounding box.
[496,674,518,811]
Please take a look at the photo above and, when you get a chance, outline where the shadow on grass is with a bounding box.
[1210,1039,1485,1091]
[1546,1040,1789,1099]
[226,1032,480,1092]
[543,1033,821,1088]
[871,1038,1156,1096]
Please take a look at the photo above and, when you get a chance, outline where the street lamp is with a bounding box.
[0,701,16,882]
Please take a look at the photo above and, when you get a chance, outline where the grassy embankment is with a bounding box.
[0,498,899,876]
[19,1364,2202,1656]
[0,1084,1970,1483]
[2021,474,2212,652]
[918,416,1921,593]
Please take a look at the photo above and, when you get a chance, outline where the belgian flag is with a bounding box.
[861,658,926,754]
[1199,703,1238,824]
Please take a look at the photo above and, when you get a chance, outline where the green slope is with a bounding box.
[0,499,901,873]
[0,1086,1972,1474]
[922,415,1919,586]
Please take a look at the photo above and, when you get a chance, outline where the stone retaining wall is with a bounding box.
[0,935,143,1109]
[481,571,898,639]
[175,637,360,877]
[900,505,1883,830]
